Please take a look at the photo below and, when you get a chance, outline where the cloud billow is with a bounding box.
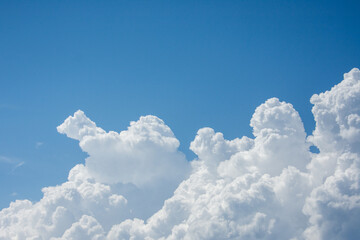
[1,68,360,240]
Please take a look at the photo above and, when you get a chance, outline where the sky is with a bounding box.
[0,1,360,239]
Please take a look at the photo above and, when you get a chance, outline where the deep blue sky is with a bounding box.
[0,0,359,208]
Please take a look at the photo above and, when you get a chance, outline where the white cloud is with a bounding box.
[0,155,25,172]
[53,215,105,240]
[303,68,360,240]
[57,111,190,187]
[309,68,360,154]
[36,142,44,148]
[217,97,310,179]
[0,156,14,163]
[0,164,128,239]
[1,68,360,240]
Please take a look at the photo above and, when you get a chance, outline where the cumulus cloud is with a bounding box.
[57,111,190,187]
[1,68,360,240]
[0,164,128,239]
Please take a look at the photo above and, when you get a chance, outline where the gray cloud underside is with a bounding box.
[1,68,360,240]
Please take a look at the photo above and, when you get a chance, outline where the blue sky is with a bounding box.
[0,0,359,209]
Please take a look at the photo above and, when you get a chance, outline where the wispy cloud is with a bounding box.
[0,155,25,172]
[13,161,25,170]
[0,156,15,164]
[35,142,44,149]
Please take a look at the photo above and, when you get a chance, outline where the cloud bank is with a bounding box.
[1,68,360,239]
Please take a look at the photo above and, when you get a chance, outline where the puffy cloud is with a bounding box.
[303,153,360,240]
[309,68,360,153]
[57,110,105,141]
[217,97,311,178]
[54,215,105,240]
[1,68,360,239]
[303,68,360,240]
[107,162,312,239]
[0,164,128,239]
[106,96,314,239]
[58,111,190,187]
[190,127,254,170]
